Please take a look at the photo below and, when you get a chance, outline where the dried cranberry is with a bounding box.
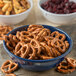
[53,5,57,11]
[47,7,52,12]
[64,0,69,3]
[71,3,76,9]
[64,8,70,14]
[68,1,75,7]
[72,9,76,12]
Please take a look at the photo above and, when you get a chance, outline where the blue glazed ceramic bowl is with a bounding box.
[3,25,73,71]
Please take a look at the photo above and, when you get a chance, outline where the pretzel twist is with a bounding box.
[51,31,66,41]
[0,26,12,40]
[66,58,76,68]
[57,62,75,73]
[51,38,66,53]
[1,60,18,74]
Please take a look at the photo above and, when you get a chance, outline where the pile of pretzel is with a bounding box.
[0,25,12,40]
[4,25,69,60]
[0,0,30,15]
[57,58,76,73]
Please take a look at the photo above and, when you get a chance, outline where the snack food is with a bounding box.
[41,0,76,14]
[66,58,76,68]
[1,60,18,74]
[5,73,16,76]
[0,26,12,40]
[0,0,30,15]
[57,61,75,73]
[57,58,76,73]
[4,25,69,60]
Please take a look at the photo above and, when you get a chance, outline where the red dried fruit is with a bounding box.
[47,7,52,12]
[71,4,76,9]
[72,9,76,12]
[64,8,70,14]
[41,0,76,14]
[64,0,69,3]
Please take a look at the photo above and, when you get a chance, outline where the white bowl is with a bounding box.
[0,0,33,25]
[38,0,76,25]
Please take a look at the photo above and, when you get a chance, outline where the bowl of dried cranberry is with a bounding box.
[38,0,76,25]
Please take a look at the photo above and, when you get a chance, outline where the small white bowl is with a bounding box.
[0,0,33,25]
[38,0,76,25]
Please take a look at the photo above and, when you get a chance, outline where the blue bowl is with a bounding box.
[3,25,73,71]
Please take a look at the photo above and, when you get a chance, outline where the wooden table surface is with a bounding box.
[0,0,76,76]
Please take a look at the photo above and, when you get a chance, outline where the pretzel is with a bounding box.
[0,0,4,8]
[16,31,35,43]
[40,42,53,56]
[40,55,53,60]
[65,41,69,49]
[20,0,30,9]
[66,58,76,68]
[0,26,12,40]
[3,34,19,51]
[28,25,44,31]
[51,31,66,41]
[5,73,16,76]
[0,10,4,15]
[15,41,36,59]
[1,60,18,74]
[5,2,12,15]
[57,62,75,73]
[30,39,41,55]
[13,0,26,14]
[15,42,30,58]
[51,38,66,53]
[2,3,10,12]
[44,36,54,46]
[51,48,61,57]
[36,28,51,41]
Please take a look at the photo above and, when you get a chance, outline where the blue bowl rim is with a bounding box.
[3,25,73,62]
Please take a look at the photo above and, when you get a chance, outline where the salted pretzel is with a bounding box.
[15,41,36,59]
[15,42,30,58]
[39,55,53,60]
[51,38,66,53]
[65,41,69,49]
[13,0,26,14]
[44,36,54,46]
[66,58,76,68]
[16,31,35,43]
[35,28,51,42]
[0,0,5,8]
[20,0,30,9]
[57,61,75,73]
[3,34,19,51]
[51,48,61,57]
[28,25,44,31]
[0,26,12,40]
[5,73,16,76]
[1,60,18,74]
[40,42,53,56]
[51,31,66,41]
[30,39,41,55]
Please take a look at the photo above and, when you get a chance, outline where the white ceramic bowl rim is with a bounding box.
[0,0,33,17]
[38,0,76,16]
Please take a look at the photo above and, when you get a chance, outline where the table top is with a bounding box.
[0,0,76,76]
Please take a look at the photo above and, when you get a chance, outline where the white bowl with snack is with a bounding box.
[38,0,76,25]
[0,0,33,25]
